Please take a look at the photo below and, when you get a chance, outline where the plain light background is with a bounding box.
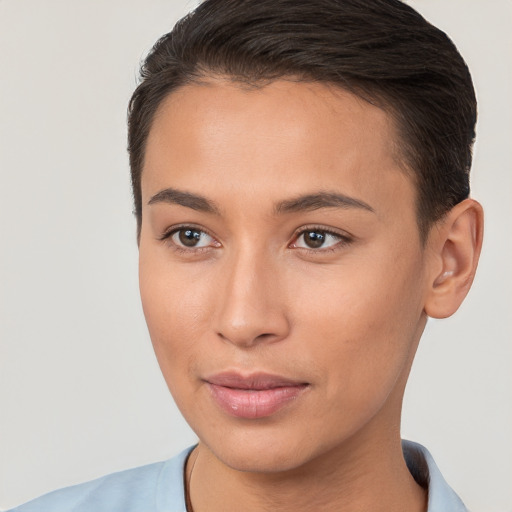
[0,0,510,510]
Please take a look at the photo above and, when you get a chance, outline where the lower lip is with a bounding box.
[207,383,308,419]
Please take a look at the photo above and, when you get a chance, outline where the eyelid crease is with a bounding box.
[292,224,355,241]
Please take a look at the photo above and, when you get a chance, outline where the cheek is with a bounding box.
[138,249,212,385]
[294,253,425,406]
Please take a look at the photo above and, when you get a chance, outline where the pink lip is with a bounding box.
[205,372,309,419]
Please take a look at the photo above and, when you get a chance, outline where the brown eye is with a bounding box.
[178,229,202,247]
[303,230,327,248]
[170,228,217,249]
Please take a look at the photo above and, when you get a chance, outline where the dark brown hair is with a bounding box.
[128,0,476,241]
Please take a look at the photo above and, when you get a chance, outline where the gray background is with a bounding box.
[0,1,510,510]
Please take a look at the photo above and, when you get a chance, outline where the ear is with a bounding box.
[424,199,484,319]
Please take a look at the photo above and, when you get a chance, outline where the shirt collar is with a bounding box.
[402,440,469,512]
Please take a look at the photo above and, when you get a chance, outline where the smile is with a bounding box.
[205,372,310,419]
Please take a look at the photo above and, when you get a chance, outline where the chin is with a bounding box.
[194,420,331,475]
[212,440,311,474]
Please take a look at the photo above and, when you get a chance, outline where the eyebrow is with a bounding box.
[147,187,374,216]
[148,188,221,214]
[274,191,375,214]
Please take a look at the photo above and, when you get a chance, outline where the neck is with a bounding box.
[186,427,426,512]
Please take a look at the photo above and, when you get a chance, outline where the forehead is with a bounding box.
[142,79,414,221]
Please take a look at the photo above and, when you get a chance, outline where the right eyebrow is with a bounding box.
[148,187,221,215]
[274,191,375,215]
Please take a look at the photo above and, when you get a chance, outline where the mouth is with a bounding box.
[204,372,310,419]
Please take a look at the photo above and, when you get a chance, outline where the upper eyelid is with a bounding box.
[159,223,216,241]
[292,225,353,240]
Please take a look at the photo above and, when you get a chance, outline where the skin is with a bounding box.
[138,79,483,512]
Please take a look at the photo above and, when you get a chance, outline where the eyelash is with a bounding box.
[158,225,353,255]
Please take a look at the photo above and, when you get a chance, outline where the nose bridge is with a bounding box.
[214,244,289,347]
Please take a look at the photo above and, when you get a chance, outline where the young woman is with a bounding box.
[8,1,484,510]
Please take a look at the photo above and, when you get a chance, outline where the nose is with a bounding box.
[213,249,290,348]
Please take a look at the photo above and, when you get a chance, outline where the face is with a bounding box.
[139,79,430,473]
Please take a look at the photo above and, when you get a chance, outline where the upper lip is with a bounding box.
[204,371,308,390]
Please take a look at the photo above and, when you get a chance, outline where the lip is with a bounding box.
[204,372,309,419]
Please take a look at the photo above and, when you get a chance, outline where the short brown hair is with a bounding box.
[128,0,476,242]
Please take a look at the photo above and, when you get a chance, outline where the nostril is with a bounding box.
[215,326,289,348]
[255,333,276,341]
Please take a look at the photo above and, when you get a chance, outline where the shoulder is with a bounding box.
[7,447,193,512]
[402,440,469,512]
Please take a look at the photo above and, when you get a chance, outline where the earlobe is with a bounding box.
[424,199,484,319]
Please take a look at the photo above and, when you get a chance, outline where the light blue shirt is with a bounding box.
[8,440,468,512]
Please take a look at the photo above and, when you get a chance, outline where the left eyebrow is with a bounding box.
[274,191,375,214]
[147,187,221,215]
